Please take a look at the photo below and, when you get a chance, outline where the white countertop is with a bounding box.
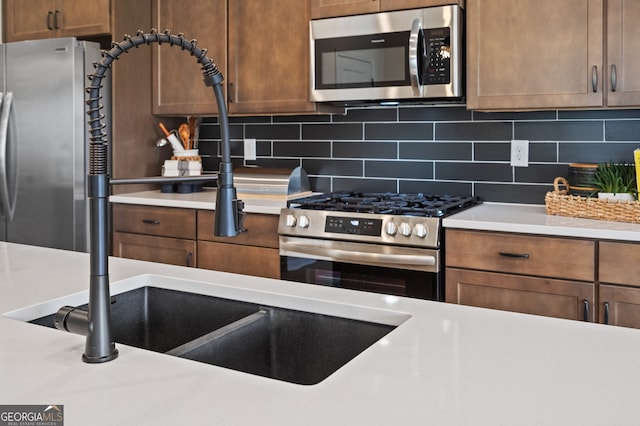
[2,242,640,425]
[444,202,640,241]
[110,188,310,215]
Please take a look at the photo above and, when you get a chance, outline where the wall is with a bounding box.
[194,106,640,205]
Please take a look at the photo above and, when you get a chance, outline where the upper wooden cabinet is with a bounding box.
[467,0,640,110]
[311,0,464,19]
[153,0,322,116]
[4,0,111,42]
[151,0,227,116]
[606,0,640,107]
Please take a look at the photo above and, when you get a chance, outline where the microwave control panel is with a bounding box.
[424,27,451,85]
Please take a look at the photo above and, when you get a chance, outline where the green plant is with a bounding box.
[590,162,637,196]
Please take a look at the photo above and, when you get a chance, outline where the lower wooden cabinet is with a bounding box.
[446,268,595,321]
[196,210,280,279]
[113,232,196,267]
[599,284,640,328]
[111,203,281,279]
[197,241,280,279]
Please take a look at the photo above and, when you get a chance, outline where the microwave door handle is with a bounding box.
[0,92,17,222]
[409,18,424,97]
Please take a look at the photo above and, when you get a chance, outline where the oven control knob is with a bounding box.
[414,223,428,238]
[285,214,297,227]
[399,222,412,237]
[385,221,398,236]
[298,215,310,228]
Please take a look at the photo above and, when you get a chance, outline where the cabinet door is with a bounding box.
[3,0,56,42]
[310,0,379,19]
[467,0,604,110]
[227,0,317,114]
[446,268,595,322]
[599,285,640,329]
[606,0,640,107]
[197,241,280,279]
[113,232,196,267]
[57,0,111,37]
[151,0,227,115]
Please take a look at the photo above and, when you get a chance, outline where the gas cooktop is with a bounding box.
[288,192,481,217]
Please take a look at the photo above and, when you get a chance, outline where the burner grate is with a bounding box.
[289,192,480,217]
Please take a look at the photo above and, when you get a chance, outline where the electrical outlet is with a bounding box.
[244,138,257,161]
[510,139,529,167]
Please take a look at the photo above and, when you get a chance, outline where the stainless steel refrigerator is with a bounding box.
[0,37,110,252]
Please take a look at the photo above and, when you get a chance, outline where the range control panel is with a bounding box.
[325,216,382,236]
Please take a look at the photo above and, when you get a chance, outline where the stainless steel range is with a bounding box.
[278,192,480,301]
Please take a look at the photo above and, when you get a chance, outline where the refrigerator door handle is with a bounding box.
[0,92,18,222]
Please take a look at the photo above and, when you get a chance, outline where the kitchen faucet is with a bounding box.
[53,29,244,363]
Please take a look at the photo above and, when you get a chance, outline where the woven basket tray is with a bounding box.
[545,177,640,224]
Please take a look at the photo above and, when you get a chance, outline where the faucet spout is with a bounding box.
[54,29,243,363]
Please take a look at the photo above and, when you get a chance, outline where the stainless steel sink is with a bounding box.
[28,284,397,385]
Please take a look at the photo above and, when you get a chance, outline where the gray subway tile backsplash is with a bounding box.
[198,106,640,205]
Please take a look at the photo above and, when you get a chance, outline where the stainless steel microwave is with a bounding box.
[310,5,463,104]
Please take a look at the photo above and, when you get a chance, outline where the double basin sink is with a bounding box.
[20,275,403,385]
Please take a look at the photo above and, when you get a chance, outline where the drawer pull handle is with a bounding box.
[142,219,160,225]
[186,252,193,267]
[583,300,590,322]
[499,251,529,259]
[603,302,610,325]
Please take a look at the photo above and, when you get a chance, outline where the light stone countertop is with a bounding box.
[109,188,311,215]
[2,242,640,425]
[443,202,640,241]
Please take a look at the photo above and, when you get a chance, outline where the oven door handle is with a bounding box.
[326,248,436,267]
[280,238,437,270]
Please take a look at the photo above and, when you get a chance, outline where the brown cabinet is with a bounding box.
[112,204,197,267]
[445,229,596,322]
[4,0,111,42]
[311,0,463,18]
[197,211,280,279]
[112,203,281,278]
[466,0,640,110]
[152,0,323,116]
[598,241,640,328]
[447,269,595,321]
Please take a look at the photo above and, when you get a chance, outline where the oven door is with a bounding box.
[280,236,442,301]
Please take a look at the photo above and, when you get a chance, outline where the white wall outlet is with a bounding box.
[510,139,529,167]
[244,138,257,161]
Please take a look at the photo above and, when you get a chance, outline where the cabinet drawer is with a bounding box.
[113,204,196,239]
[197,241,280,279]
[599,241,640,286]
[446,229,595,281]
[197,211,279,248]
[113,232,196,267]
[446,268,595,322]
